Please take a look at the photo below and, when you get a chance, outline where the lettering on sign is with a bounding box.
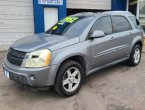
[38,0,63,5]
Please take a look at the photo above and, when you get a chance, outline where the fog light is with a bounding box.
[30,74,36,81]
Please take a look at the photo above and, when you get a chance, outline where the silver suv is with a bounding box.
[3,11,144,97]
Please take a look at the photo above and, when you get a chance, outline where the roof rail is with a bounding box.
[103,11,132,14]
[71,12,99,16]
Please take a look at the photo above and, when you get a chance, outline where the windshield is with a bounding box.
[46,16,93,38]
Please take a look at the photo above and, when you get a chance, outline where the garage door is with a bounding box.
[67,0,111,10]
[0,0,34,50]
[44,8,58,31]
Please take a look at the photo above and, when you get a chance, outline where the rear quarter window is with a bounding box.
[129,16,140,29]
[112,16,132,33]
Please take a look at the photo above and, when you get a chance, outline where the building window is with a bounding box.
[129,0,137,16]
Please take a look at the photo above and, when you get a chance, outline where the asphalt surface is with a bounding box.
[0,48,145,110]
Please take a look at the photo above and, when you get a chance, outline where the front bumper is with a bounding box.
[2,58,59,87]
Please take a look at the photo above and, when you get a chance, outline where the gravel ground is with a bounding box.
[0,48,145,110]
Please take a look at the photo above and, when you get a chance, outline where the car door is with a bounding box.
[90,16,119,70]
[110,15,133,60]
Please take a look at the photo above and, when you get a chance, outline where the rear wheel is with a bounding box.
[128,45,142,66]
[54,60,85,97]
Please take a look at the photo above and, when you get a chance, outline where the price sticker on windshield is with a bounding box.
[58,17,78,25]
[52,26,58,30]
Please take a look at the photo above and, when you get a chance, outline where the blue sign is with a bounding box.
[33,0,66,34]
[112,0,127,11]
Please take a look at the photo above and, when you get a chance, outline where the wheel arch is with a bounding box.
[135,41,143,49]
[131,35,143,54]
[57,55,86,74]
[54,55,87,84]
[131,40,143,54]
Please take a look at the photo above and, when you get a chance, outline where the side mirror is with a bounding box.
[90,30,105,39]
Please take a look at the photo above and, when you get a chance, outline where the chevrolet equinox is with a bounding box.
[3,11,144,97]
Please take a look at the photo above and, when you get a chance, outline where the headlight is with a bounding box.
[25,49,51,68]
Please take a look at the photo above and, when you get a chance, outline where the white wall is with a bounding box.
[67,0,111,10]
[0,0,34,50]
[44,8,58,31]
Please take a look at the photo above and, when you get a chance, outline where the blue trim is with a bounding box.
[33,0,66,34]
[112,0,127,11]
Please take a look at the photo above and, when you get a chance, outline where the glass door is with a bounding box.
[139,0,145,31]
[128,0,138,16]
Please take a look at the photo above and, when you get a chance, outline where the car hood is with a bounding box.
[11,33,80,52]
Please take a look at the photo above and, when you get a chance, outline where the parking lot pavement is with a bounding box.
[0,48,145,110]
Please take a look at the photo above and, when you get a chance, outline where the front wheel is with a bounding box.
[54,60,85,97]
[128,45,142,66]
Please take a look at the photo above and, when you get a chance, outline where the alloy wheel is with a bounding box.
[62,67,81,92]
[133,47,141,64]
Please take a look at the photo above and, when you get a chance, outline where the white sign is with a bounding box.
[38,0,63,5]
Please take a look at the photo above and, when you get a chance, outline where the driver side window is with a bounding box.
[92,16,113,35]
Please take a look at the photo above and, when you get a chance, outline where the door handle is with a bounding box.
[130,32,133,35]
[110,37,115,41]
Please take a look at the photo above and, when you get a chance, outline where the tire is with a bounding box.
[128,44,142,66]
[54,60,85,97]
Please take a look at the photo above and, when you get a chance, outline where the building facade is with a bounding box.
[0,0,34,49]
[0,0,144,49]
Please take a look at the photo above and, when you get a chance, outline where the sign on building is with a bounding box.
[38,0,63,5]
[34,0,66,33]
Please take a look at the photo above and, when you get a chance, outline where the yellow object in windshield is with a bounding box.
[58,17,78,25]
[52,26,58,30]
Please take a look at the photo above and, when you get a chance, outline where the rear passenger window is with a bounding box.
[129,16,140,28]
[92,16,112,35]
[112,16,131,33]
